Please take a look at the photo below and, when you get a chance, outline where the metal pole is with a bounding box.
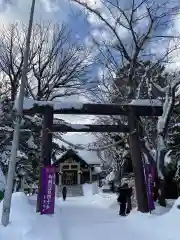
[1,0,36,226]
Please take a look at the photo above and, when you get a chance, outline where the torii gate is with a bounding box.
[23,99,162,213]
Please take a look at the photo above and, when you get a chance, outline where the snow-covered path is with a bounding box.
[1,193,178,240]
[59,199,144,240]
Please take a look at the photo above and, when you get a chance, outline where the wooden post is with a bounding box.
[58,173,62,194]
[89,167,92,184]
[77,163,81,184]
[36,106,53,212]
[40,106,54,166]
[128,110,149,213]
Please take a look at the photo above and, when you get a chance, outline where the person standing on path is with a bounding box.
[62,186,67,201]
[126,186,132,214]
[117,183,129,216]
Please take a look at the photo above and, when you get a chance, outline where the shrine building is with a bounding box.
[53,149,101,186]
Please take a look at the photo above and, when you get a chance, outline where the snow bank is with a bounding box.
[0,193,63,240]
[125,198,180,240]
[154,198,180,240]
[0,193,35,240]
[83,183,94,197]
[73,189,119,210]
[83,183,100,197]
[92,182,100,195]
[60,187,119,211]
[90,192,119,210]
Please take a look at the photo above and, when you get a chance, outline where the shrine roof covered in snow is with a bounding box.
[53,149,100,166]
[22,98,163,116]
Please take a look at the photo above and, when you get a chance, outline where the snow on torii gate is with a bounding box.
[23,98,163,213]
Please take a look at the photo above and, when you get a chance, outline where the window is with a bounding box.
[62,165,69,170]
[71,165,78,169]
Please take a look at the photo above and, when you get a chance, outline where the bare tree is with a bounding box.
[0,22,94,102]
[0,23,37,101]
[74,0,180,210]
[0,24,25,101]
[27,22,93,101]
[0,21,93,190]
[73,0,180,98]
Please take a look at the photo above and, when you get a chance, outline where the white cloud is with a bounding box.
[87,12,102,26]
[0,0,67,26]
[56,94,96,124]
[73,0,102,10]
[91,28,112,44]
[160,13,180,71]
[85,0,102,8]
[40,0,60,12]
[82,0,180,71]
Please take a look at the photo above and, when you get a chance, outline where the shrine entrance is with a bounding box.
[23,99,163,213]
[62,171,78,185]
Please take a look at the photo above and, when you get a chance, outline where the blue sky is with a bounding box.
[1,0,180,102]
[0,0,91,43]
[1,0,180,68]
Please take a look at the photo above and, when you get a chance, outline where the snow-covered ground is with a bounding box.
[83,182,101,196]
[0,185,179,240]
[0,193,62,240]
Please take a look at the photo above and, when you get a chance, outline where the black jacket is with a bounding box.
[62,187,67,195]
[127,187,132,198]
[117,187,129,203]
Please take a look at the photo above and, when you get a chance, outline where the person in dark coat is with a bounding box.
[126,186,132,214]
[62,186,67,201]
[117,183,129,216]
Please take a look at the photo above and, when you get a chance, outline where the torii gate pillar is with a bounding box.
[128,109,149,213]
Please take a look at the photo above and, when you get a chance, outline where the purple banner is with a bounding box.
[40,166,56,215]
[144,164,155,211]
